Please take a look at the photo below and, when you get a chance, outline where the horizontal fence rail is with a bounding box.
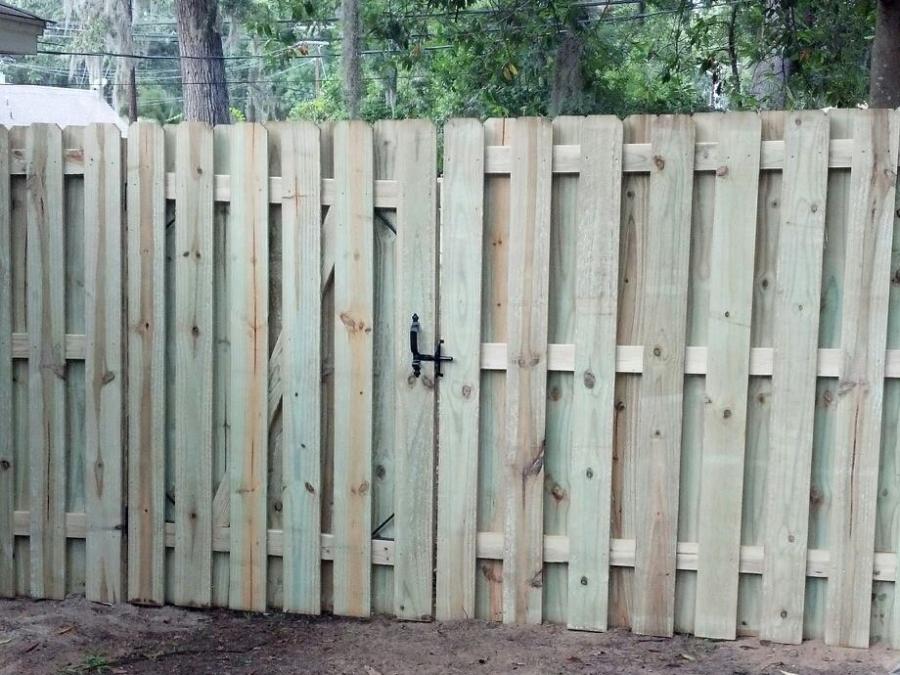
[1,110,900,650]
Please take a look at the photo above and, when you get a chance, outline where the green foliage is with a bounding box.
[0,0,885,122]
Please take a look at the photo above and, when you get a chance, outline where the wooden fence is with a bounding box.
[0,109,899,649]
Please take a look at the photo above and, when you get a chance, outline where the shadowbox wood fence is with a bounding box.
[1,109,899,649]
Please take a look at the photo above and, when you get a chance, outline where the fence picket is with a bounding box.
[435,119,485,621]
[502,118,553,625]
[126,121,166,606]
[279,122,322,615]
[390,120,438,621]
[824,109,900,648]
[760,111,830,644]
[566,116,623,632]
[26,124,66,600]
[693,113,761,639]
[332,121,374,617]
[83,124,125,603]
[173,122,214,607]
[227,123,270,612]
[631,116,694,637]
[0,126,11,598]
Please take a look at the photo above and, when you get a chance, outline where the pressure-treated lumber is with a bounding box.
[279,122,322,615]
[228,124,270,612]
[631,115,694,637]
[332,121,374,617]
[760,111,830,644]
[824,109,900,648]
[173,122,214,607]
[83,124,125,604]
[0,126,11,598]
[126,122,167,606]
[693,113,761,639]
[566,116,623,632]
[14,507,900,584]
[26,124,67,600]
[502,118,553,625]
[389,120,438,621]
[435,119,485,621]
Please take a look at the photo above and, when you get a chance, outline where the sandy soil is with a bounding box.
[1,598,898,675]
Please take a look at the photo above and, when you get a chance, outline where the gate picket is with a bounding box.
[332,121,375,617]
[436,119,485,620]
[173,122,214,608]
[0,126,11,599]
[390,120,438,621]
[280,122,322,615]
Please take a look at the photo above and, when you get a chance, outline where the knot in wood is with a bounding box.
[580,576,588,586]
[583,370,596,389]
[715,165,728,177]
[304,482,316,494]
[652,346,662,358]
[461,384,473,399]
[653,155,665,170]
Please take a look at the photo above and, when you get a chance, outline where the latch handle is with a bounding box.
[409,313,453,378]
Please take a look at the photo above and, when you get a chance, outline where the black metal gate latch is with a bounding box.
[409,313,453,378]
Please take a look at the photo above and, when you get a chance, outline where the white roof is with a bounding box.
[0,85,126,133]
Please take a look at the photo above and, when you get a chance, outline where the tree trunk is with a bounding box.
[342,0,362,118]
[175,0,230,124]
[870,0,900,108]
[549,32,584,116]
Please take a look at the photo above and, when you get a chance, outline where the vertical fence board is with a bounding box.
[126,121,166,605]
[543,117,577,624]
[825,109,900,648]
[632,116,694,637]
[610,115,652,628]
[436,119,484,621]
[26,124,66,599]
[694,113,761,639]
[477,119,510,622]
[392,120,438,621]
[332,121,374,617]
[228,124,270,612]
[760,111,829,644]
[0,127,11,598]
[502,118,553,625]
[83,124,125,603]
[280,122,322,614]
[566,116,622,632]
[173,122,214,607]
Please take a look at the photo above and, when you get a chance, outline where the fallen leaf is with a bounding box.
[680,653,695,662]
[779,670,799,675]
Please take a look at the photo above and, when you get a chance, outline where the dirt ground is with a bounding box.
[0,598,898,675]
